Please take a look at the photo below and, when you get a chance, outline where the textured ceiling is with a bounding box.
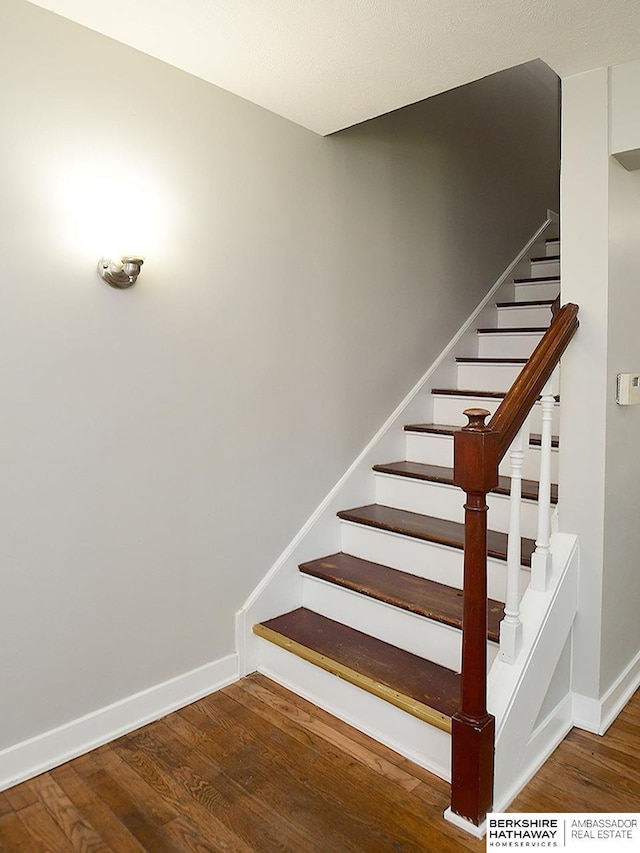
[23,0,640,134]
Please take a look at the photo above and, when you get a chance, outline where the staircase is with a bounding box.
[246,225,574,832]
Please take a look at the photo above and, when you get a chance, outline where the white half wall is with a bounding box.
[0,0,560,764]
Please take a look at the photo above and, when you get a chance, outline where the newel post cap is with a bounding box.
[461,408,492,431]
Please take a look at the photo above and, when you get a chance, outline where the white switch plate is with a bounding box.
[616,374,640,405]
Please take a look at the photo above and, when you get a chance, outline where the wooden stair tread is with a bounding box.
[496,299,555,308]
[455,357,527,364]
[404,422,461,435]
[337,504,535,566]
[254,608,460,730]
[432,388,508,399]
[530,255,560,262]
[514,275,560,284]
[404,423,554,455]
[431,387,559,402]
[299,552,504,642]
[372,460,558,504]
[476,327,548,334]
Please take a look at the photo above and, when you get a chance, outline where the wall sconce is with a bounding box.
[97,257,144,289]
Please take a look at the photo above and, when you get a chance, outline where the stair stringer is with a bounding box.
[235,214,557,677]
[488,532,579,812]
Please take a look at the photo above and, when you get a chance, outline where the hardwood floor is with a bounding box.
[1,675,638,852]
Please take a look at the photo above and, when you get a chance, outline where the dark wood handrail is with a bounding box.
[489,303,579,460]
[450,302,579,828]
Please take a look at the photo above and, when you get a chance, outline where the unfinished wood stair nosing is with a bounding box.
[337,503,536,567]
[299,552,504,642]
[253,608,460,731]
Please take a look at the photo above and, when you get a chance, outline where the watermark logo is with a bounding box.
[487,814,639,850]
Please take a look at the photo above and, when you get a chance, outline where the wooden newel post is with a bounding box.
[451,408,499,827]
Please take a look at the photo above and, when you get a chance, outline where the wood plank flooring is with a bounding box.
[0,675,638,852]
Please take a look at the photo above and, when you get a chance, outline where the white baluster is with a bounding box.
[530,379,555,591]
[499,423,525,664]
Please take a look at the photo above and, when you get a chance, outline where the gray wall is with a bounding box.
[0,0,559,749]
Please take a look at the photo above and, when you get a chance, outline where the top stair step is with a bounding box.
[253,607,460,730]
[300,552,504,642]
[337,504,536,566]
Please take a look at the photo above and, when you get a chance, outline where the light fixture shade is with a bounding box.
[98,257,144,289]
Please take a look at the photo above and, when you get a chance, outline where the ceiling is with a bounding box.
[24,0,640,135]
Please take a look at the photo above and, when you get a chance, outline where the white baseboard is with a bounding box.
[0,653,238,793]
[573,647,640,735]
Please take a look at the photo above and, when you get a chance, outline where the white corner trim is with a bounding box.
[0,653,238,793]
[573,646,640,735]
[239,215,555,619]
[444,808,487,839]
[571,692,602,733]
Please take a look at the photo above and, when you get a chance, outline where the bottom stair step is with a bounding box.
[253,608,460,732]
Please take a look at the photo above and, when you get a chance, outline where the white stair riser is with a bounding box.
[497,305,553,327]
[545,240,560,257]
[529,259,560,278]
[404,431,559,481]
[477,331,544,359]
[457,362,525,392]
[302,575,499,672]
[256,639,452,780]
[374,473,539,538]
[513,281,560,302]
[431,396,560,434]
[339,520,530,603]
